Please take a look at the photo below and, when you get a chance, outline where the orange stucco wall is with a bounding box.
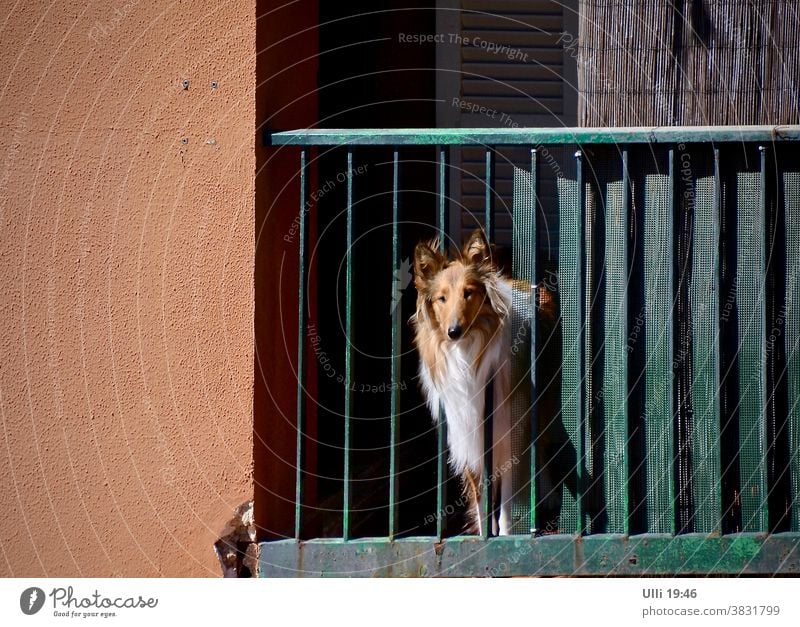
[0,1,255,576]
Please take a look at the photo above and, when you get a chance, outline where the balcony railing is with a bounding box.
[259,126,800,576]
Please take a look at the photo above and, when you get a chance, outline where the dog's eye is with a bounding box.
[438,295,446,303]
[463,289,473,299]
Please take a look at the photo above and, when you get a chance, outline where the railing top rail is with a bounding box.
[268,125,800,146]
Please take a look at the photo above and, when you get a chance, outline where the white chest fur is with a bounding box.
[418,280,513,476]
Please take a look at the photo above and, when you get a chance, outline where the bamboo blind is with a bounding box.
[577,1,800,126]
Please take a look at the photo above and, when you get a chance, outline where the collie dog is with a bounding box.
[411,229,519,536]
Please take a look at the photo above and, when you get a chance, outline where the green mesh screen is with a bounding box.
[558,151,589,534]
[510,155,535,534]
[736,167,769,531]
[690,168,723,534]
[602,165,629,534]
[785,171,800,532]
[642,163,676,534]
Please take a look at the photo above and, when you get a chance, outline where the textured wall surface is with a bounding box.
[0,0,255,576]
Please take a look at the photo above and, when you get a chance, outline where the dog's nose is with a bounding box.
[447,324,462,339]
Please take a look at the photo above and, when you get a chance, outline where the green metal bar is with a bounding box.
[510,150,537,535]
[269,125,800,147]
[258,533,800,577]
[438,147,448,249]
[389,148,400,540]
[736,147,769,531]
[482,149,494,539]
[690,148,723,534]
[436,414,447,540]
[577,150,587,535]
[528,148,539,533]
[603,149,629,534]
[511,148,539,534]
[666,149,677,534]
[484,148,494,240]
[482,383,493,539]
[529,149,538,533]
[643,149,676,534]
[436,146,448,540]
[785,169,800,532]
[294,148,310,540]
[559,149,585,535]
[343,149,354,541]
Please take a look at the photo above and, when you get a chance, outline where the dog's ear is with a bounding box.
[413,239,445,290]
[462,229,491,266]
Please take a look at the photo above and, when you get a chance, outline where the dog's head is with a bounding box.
[412,229,508,342]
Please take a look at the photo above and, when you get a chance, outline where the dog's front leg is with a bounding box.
[475,480,496,537]
[497,477,513,535]
[494,366,513,536]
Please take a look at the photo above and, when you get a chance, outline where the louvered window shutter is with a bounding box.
[436,0,578,253]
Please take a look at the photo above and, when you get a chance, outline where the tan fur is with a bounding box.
[411,230,507,533]
[411,231,506,384]
[411,231,557,532]
[462,468,483,534]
